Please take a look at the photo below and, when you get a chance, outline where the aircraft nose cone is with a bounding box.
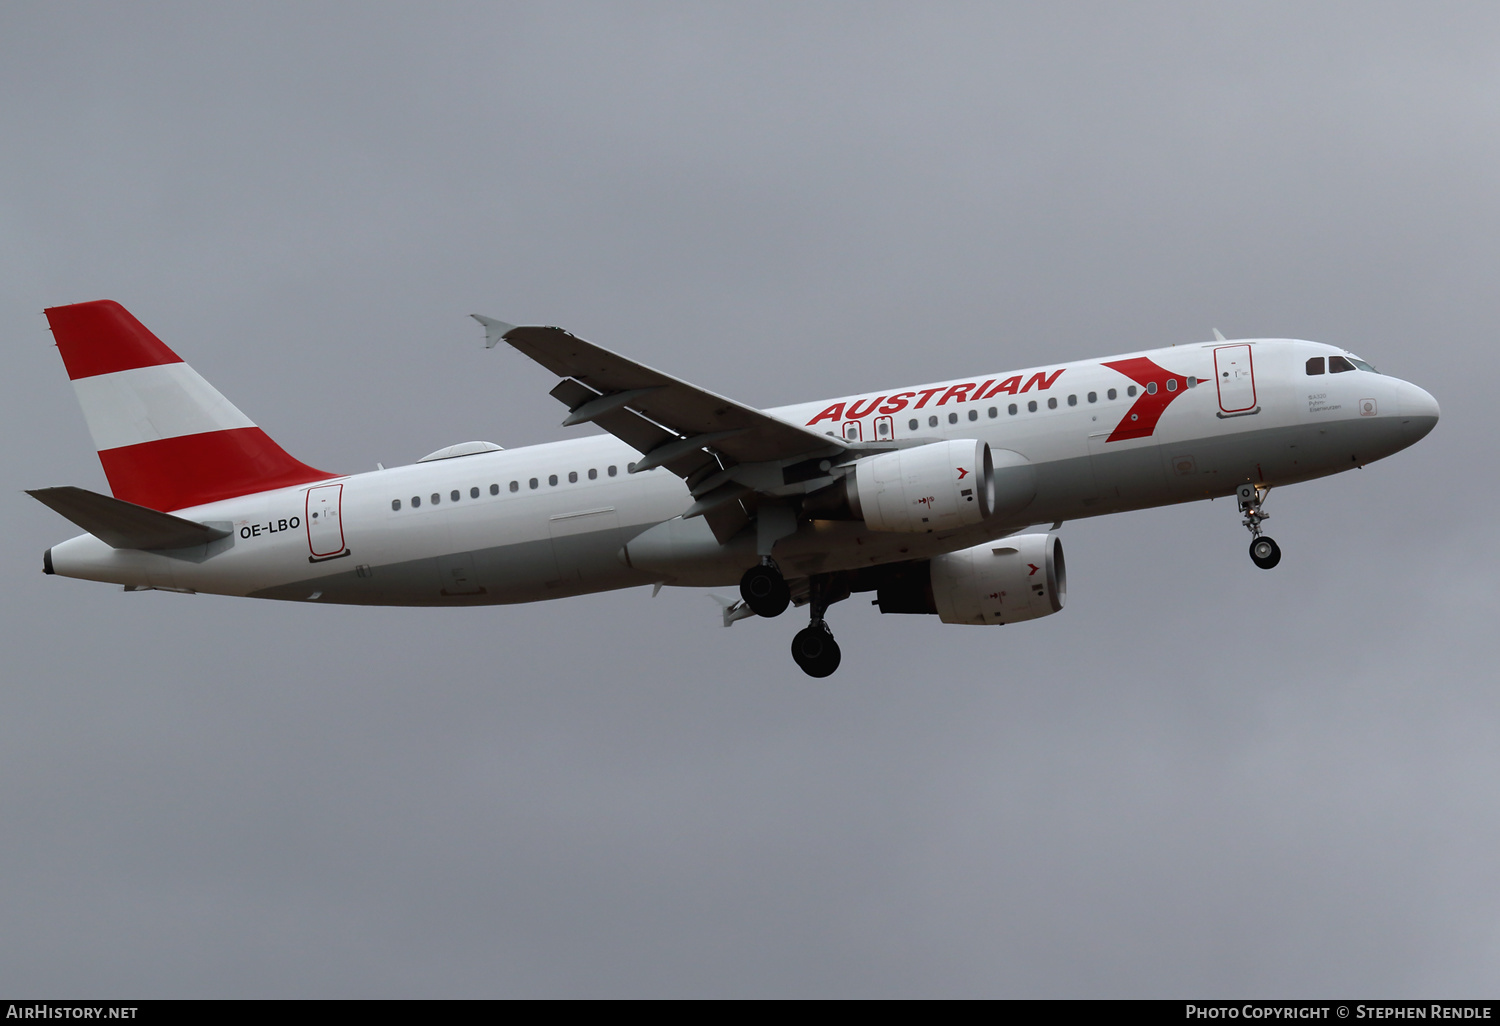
[1397,381,1440,442]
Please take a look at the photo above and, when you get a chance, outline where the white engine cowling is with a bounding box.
[850,439,995,533]
[930,532,1066,625]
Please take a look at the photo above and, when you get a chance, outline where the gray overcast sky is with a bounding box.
[3,2,1498,997]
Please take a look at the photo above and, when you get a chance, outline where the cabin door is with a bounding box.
[305,484,348,561]
[1213,345,1258,414]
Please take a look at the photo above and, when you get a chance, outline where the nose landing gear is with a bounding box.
[1237,483,1281,569]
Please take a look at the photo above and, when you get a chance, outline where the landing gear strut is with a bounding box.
[1237,483,1281,570]
[740,558,790,618]
[790,574,843,678]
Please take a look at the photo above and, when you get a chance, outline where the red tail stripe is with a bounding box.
[98,428,335,511]
[46,300,184,380]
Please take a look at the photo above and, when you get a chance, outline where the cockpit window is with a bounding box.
[1306,357,1325,375]
[1348,356,1379,373]
[1328,355,1355,373]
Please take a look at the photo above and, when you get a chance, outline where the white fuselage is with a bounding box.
[47,338,1438,604]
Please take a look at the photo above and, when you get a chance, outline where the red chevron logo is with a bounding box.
[1102,357,1193,442]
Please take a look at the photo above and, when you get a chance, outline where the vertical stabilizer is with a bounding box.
[45,300,334,511]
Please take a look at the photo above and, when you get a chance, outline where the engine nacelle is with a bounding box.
[877,532,1066,625]
[849,439,995,533]
[803,445,1038,532]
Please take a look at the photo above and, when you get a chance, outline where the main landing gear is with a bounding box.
[791,622,840,678]
[790,574,847,678]
[735,564,848,677]
[740,558,790,618]
[1237,483,1281,570]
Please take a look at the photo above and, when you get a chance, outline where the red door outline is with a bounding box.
[305,483,347,559]
[1213,345,1257,413]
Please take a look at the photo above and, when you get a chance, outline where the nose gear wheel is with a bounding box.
[1249,536,1281,569]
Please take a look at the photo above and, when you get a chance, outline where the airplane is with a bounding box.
[30,300,1439,677]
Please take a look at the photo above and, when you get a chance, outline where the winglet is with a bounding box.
[1213,328,1227,342]
[471,314,517,349]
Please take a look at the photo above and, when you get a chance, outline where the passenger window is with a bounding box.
[948,412,958,424]
[391,499,401,511]
[968,409,978,421]
[471,487,480,499]
[908,418,919,430]
[1329,355,1354,373]
[1107,388,1117,400]
[1008,403,1018,415]
[1047,397,1057,409]
[509,481,518,492]
[928,416,938,428]
[1127,385,1137,397]
[451,490,461,502]
[411,495,420,507]
[1027,400,1038,412]
[529,478,538,490]
[548,474,558,486]
[1088,391,1097,403]
[1067,394,1077,406]
[988,406,997,418]
[431,493,441,505]
[588,468,598,480]
[490,484,500,495]
[1166,379,1177,391]
[568,471,578,483]
[1146,382,1157,395]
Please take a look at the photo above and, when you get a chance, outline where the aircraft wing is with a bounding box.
[475,317,853,535]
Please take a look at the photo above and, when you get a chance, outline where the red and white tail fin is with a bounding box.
[46,300,334,512]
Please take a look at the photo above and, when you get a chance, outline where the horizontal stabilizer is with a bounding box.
[27,486,231,550]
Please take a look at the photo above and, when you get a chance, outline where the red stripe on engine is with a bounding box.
[45,300,184,380]
[97,428,335,511]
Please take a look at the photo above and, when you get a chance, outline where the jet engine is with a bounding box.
[804,441,1038,534]
[875,532,1066,625]
[850,439,993,532]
